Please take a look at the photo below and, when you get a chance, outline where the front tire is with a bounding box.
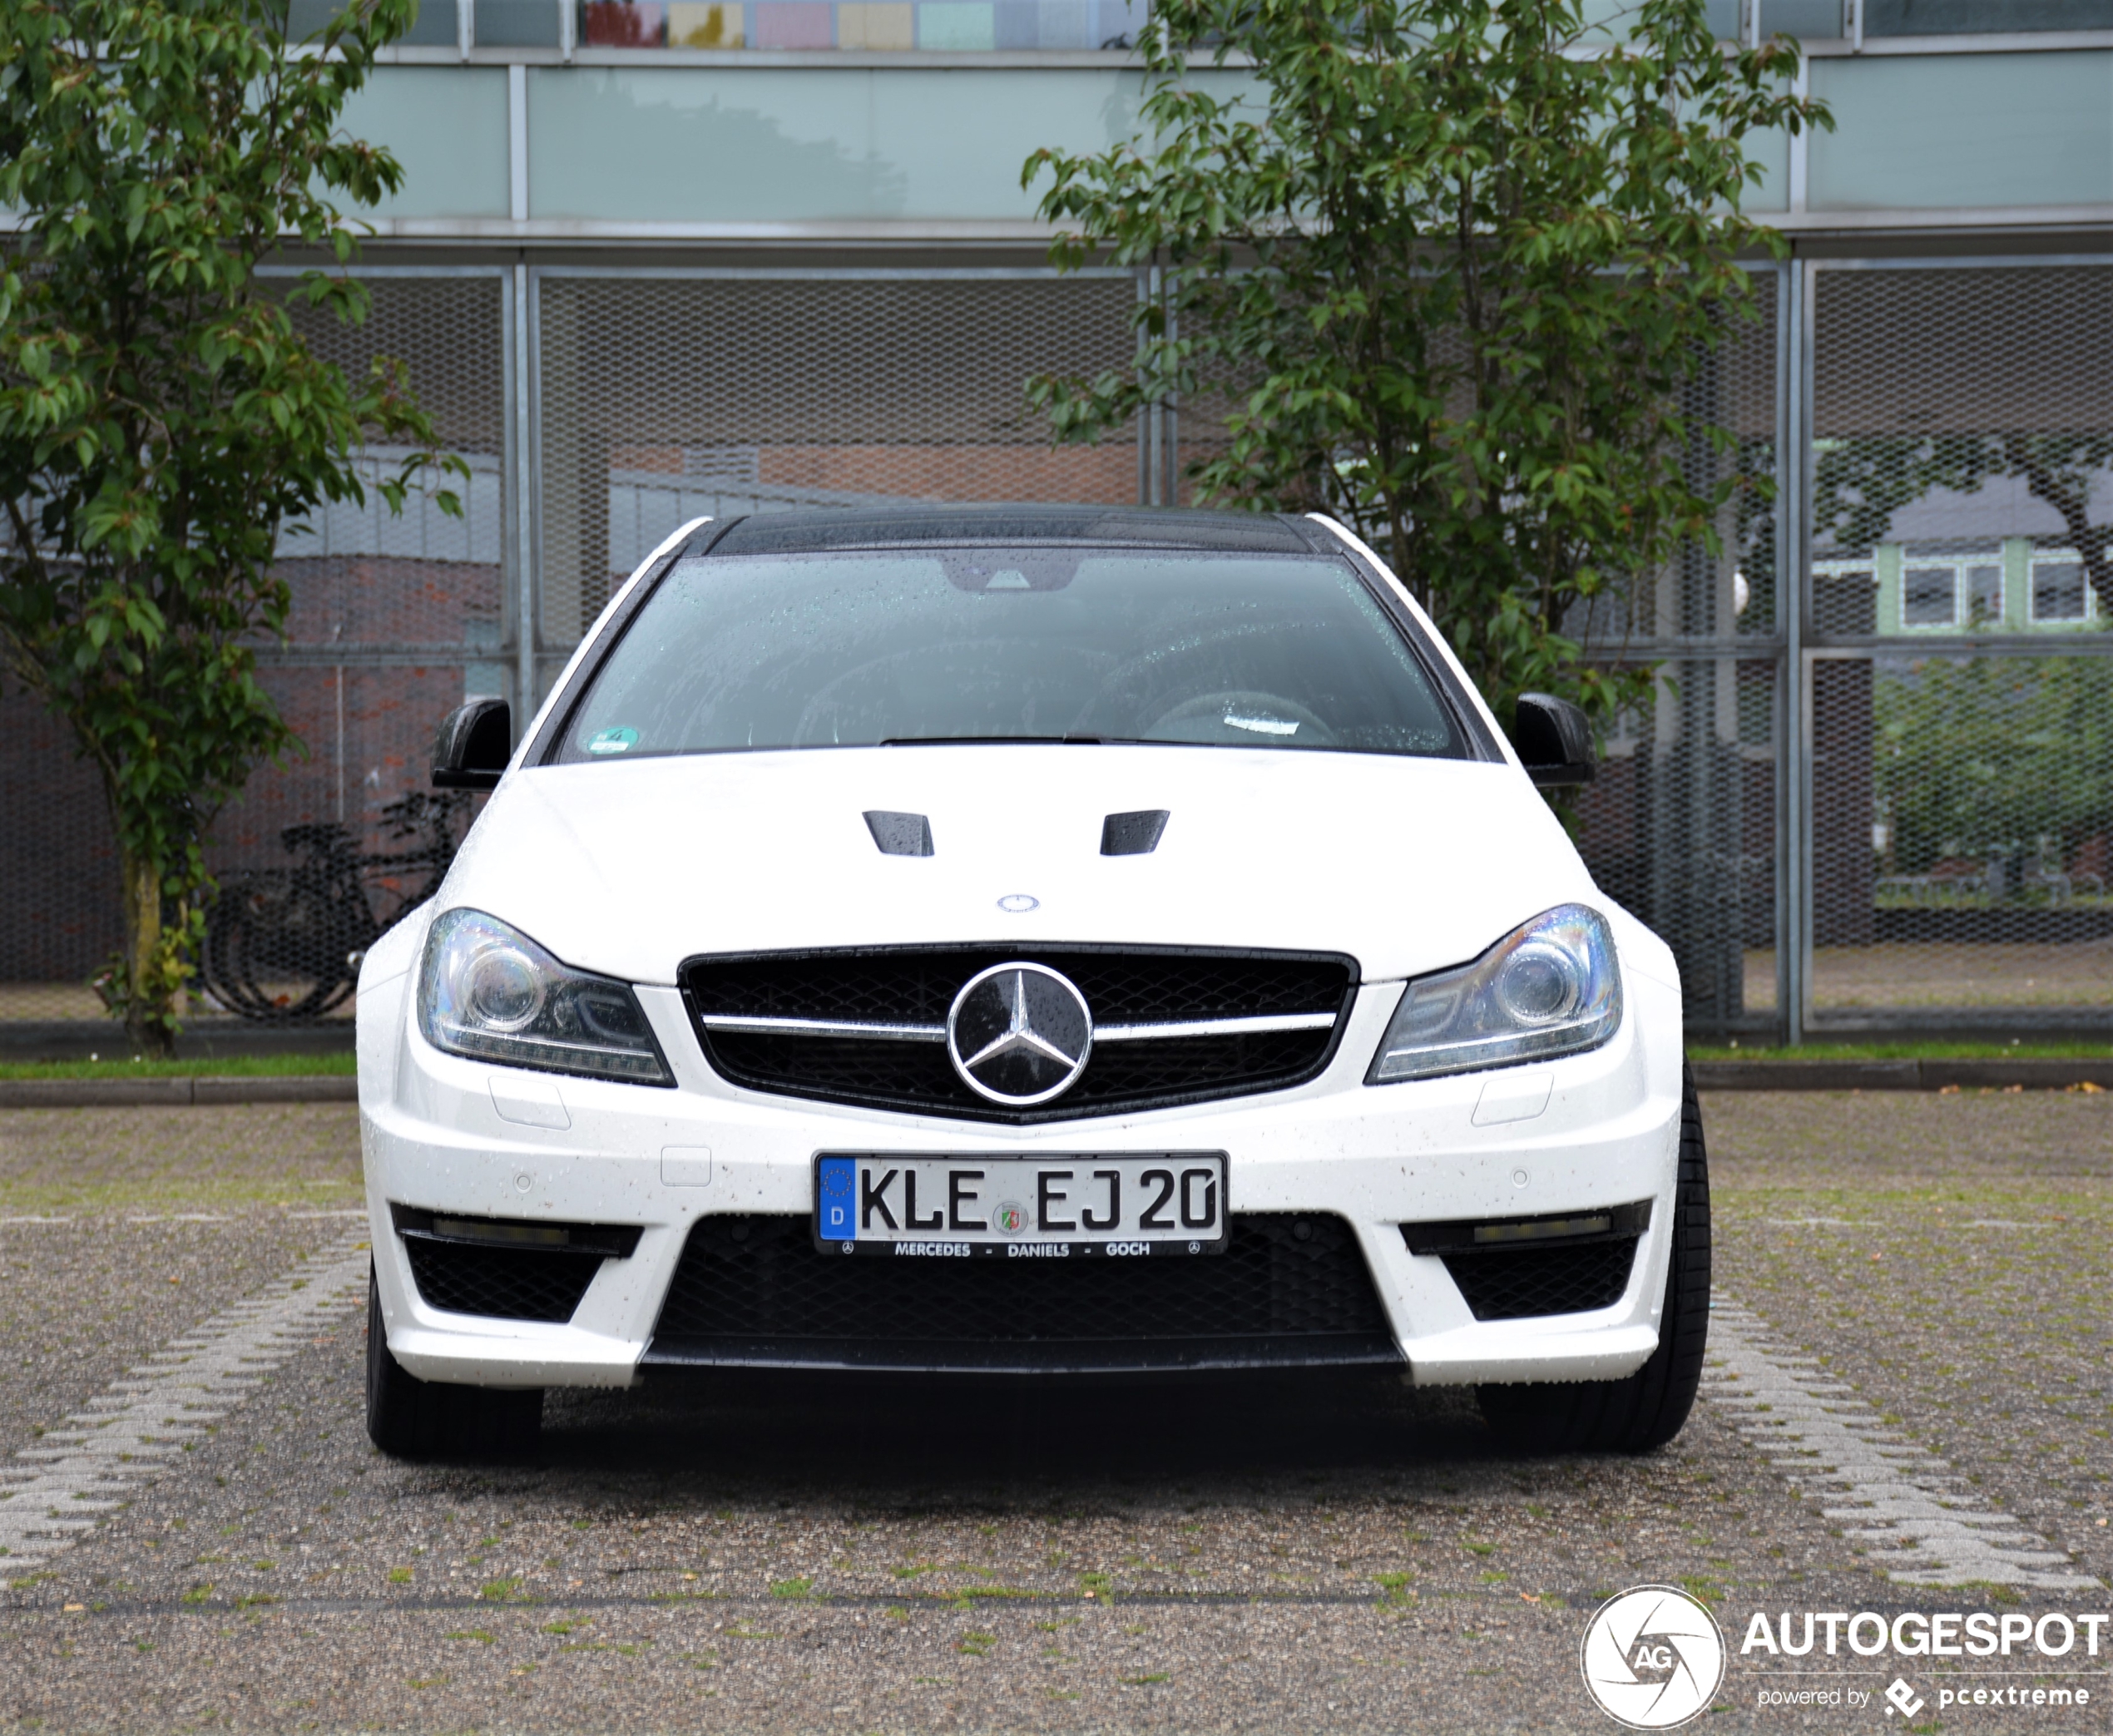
[1477,1067,1711,1455]
[365,1268,542,1462]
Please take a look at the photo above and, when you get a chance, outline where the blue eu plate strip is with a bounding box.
[816,1157,856,1242]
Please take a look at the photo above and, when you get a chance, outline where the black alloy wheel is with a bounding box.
[364,1266,543,1462]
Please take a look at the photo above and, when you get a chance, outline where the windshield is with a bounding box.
[552,547,1467,764]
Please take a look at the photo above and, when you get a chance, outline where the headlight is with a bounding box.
[1367,904,1621,1083]
[417,909,672,1086]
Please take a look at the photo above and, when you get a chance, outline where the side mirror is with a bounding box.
[1512,692,1595,788]
[432,699,512,791]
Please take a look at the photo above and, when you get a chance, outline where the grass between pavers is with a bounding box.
[0,1051,357,1081]
[1686,1039,2113,1063]
[0,1101,363,1214]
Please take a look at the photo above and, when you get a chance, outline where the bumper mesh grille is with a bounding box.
[1442,1239,1640,1322]
[644,1213,1399,1372]
[402,1239,602,1323]
[682,947,1355,1122]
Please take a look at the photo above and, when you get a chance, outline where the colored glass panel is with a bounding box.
[753,1,834,44]
[918,2,996,47]
[583,0,667,42]
[839,2,914,47]
[667,0,743,42]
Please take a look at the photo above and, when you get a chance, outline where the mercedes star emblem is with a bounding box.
[946,962,1092,1106]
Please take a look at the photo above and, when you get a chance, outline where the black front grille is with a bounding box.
[403,1239,603,1323]
[644,1213,1400,1372]
[681,946,1356,1122]
[1442,1239,1640,1322]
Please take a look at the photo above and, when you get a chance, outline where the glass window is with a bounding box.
[2031,557,2088,623]
[666,1,742,42]
[555,549,1467,764]
[477,0,563,45]
[1903,563,1957,627]
[583,0,666,42]
[576,0,1139,47]
[1864,0,2113,35]
[291,0,461,38]
[1965,560,2004,626]
[1762,0,1843,39]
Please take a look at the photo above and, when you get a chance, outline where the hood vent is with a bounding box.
[1101,809,1169,857]
[864,810,934,858]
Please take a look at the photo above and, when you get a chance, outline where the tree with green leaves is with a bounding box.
[1025,0,1824,734]
[0,0,462,1052]
[1876,655,2113,888]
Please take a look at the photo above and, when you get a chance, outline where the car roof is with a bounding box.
[700,505,1324,559]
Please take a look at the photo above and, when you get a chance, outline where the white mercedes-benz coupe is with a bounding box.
[357,506,1708,1460]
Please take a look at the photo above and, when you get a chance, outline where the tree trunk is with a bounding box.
[119,845,177,1058]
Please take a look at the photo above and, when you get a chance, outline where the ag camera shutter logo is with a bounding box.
[1581,1585,1726,1729]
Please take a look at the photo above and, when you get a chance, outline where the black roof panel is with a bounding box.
[703,505,1319,558]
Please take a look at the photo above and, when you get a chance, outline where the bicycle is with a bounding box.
[200,790,473,1021]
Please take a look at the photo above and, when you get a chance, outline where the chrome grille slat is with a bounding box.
[698,1015,948,1043]
[694,1010,1341,1044]
[1093,1011,1339,1041]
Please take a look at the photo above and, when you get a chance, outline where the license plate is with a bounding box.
[813,1153,1229,1258]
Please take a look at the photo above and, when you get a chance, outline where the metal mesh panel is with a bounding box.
[23,255,2113,1048]
[197,275,507,1026]
[1809,264,2113,1031]
[1578,656,1782,1031]
[1566,273,1782,649]
[648,1212,1392,1366]
[0,275,507,1038]
[1157,270,1784,1036]
[0,695,119,1022]
[1571,271,1784,1036]
[532,274,1141,657]
[0,225,118,1019]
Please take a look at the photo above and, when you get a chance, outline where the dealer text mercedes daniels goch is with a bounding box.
[357,507,1710,1459]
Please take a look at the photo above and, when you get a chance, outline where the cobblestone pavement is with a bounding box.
[0,1095,2105,1734]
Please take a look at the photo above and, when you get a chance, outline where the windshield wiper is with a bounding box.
[878,734,1111,746]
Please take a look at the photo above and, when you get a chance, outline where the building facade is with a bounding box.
[4,0,2111,1045]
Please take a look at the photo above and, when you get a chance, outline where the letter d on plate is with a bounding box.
[818,1157,856,1241]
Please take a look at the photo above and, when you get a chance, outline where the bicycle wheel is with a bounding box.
[201,870,361,1021]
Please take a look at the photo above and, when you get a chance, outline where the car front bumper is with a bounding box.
[359,962,1685,1392]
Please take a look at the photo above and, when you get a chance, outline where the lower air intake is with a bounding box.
[402,1239,601,1323]
[393,1209,641,1324]
[1441,1239,1640,1322]
[644,1213,1401,1373]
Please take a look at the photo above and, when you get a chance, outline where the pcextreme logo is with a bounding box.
[1581,1585,1729,1729]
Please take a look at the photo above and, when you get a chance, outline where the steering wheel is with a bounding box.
[1142,690,1338,747]
[1063,621,1296,739]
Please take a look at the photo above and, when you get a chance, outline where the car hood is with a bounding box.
[438,745,1601,986]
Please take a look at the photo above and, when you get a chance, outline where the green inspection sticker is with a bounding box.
[586,726,639,755]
